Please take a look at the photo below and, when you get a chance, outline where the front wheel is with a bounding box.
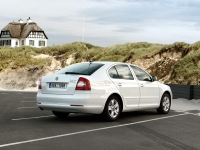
[52,111,70,118]
[157,93,171,114]
[103,96,122,121]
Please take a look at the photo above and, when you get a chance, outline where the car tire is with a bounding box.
[52,111,70,118]
[157,93,171,114]
[103,96,122,121]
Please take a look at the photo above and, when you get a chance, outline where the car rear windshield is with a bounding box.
[56,63,104,75]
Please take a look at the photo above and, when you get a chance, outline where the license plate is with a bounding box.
[49,83,67,89]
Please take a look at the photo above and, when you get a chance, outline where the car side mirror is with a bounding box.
[152,76,157,82]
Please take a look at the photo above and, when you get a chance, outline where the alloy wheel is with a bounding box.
[108,99,119,118]
[163,96,170,112]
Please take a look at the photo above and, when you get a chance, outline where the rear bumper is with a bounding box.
[36,91,106,114]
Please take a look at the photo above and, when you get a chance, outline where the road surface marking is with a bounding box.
[17,107,37,109]
[0,113,193,148]
[21,101,36,102]
[12,115,54,121]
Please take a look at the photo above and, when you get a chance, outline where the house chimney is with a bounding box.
[18,18,23,23]
[27,17,32,24]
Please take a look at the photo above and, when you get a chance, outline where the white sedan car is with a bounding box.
[37,61,172,121]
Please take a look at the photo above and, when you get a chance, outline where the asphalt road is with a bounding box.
[0,91,200,150]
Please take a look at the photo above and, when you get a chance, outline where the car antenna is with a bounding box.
[87,60,92,75]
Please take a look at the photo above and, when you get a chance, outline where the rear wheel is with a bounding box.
[157,93,171,114]
[103,96,122,121]
[52,111,70,118]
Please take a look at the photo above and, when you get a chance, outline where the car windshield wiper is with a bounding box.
[65,72,88,75]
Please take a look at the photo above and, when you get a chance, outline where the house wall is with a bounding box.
[11,38,20,47]
[0,38,48,48]
[0,38,20,47]
[19,38,26,46]
[25,38,48,48]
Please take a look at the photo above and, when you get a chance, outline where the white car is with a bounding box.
[37,61,172,121]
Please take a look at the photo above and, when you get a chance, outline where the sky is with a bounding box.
[0,0,200,47]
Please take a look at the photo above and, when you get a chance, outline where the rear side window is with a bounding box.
[56,63,104,75]
[113,65,134,80]
[108,67,119,79]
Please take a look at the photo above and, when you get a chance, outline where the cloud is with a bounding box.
[84,0,200,25]
[114,26,143,33]
[0,0,200,46]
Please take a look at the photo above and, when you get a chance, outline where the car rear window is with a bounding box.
[56,63,104,75]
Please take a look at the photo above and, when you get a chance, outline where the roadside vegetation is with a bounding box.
[0,41,200,85]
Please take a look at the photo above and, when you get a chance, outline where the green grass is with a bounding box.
[169,50,200,84]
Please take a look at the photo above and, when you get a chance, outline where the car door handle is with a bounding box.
[117,83,122,86]
[141,84,144,87]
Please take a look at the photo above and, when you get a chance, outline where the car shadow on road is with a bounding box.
[38,109,179,124]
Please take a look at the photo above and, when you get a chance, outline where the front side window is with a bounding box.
[131,66,152,81]
[115,65,134,80]
[29,40,34,46]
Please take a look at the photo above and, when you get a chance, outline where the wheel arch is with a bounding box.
[106,93,124,111]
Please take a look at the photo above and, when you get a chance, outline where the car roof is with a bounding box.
[82,61,133,66]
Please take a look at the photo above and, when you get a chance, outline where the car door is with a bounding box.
[130,65,160,107]
[108,65,140,108]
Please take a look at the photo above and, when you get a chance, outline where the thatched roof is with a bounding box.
[1,22,48,39]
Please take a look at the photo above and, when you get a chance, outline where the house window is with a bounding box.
[29,40,34,46]
[39,41,45,46]
[1,31,10,38]
[22,40,24,46]
[0,40,11,46]
[16,41,18,46]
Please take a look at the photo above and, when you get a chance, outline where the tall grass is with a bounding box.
[1,41,200,84]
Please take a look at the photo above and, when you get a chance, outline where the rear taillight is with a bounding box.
[38,78,42,89]
[75,77,91,90]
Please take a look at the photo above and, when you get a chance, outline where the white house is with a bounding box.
[0,17,48,48]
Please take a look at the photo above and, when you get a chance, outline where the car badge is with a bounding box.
[55,77,58,81]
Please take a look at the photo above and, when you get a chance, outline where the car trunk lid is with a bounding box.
[41,74,80,95]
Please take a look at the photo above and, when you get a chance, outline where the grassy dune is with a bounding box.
[0,41,200,85]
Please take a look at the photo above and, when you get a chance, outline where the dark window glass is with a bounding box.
[108,67,119,79]
[39,41,45,46]
[29,40,34,46]
[115,65,134,80]
[56,63,104,75]
[131,66,152,81]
